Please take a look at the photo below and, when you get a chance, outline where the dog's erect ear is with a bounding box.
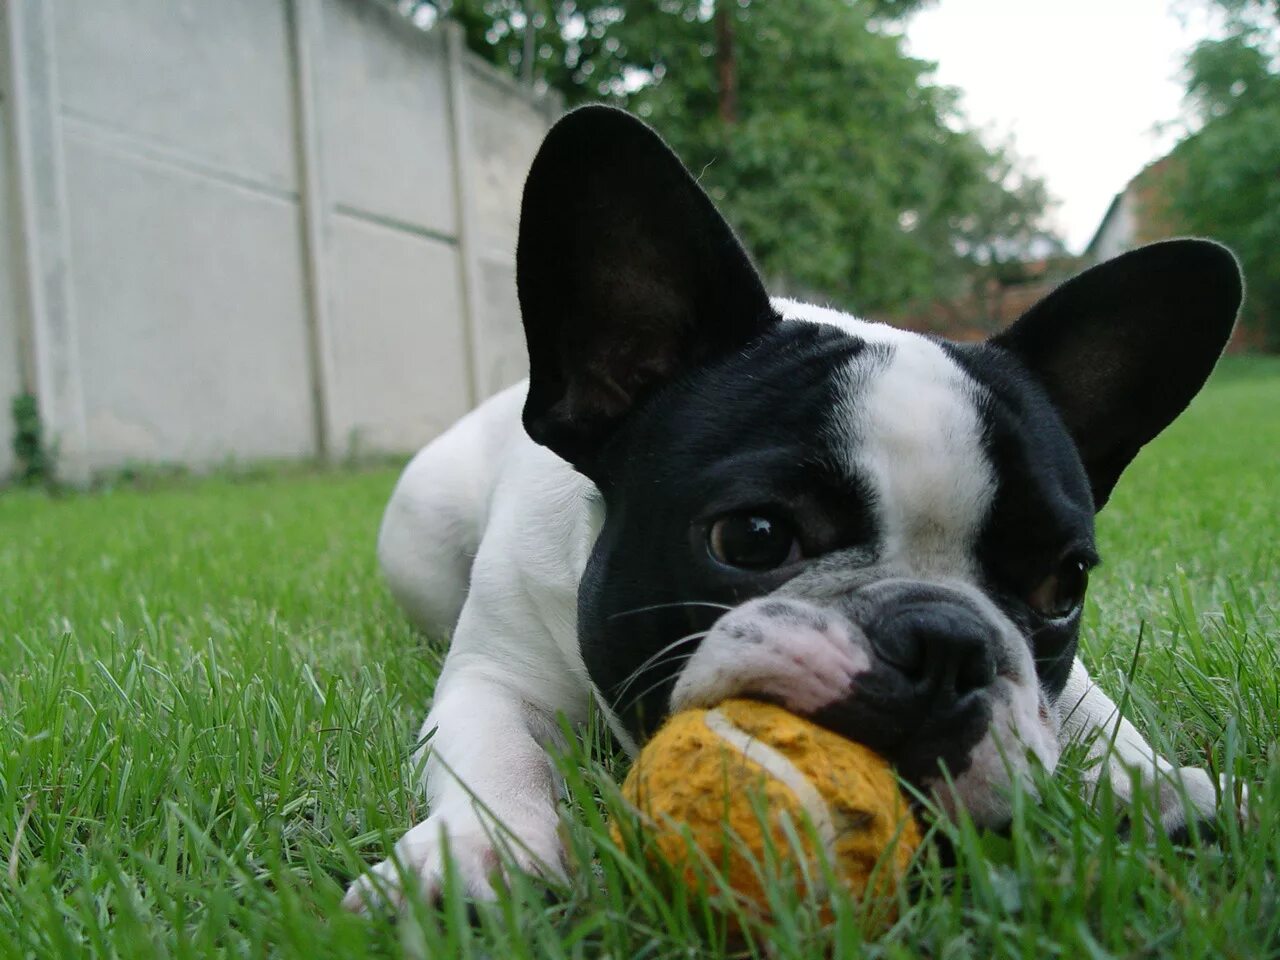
[993,239,1242,508]
[516,105,777,470]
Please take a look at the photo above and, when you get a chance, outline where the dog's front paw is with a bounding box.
[1157,767,1252,843]
[341,805,567,913]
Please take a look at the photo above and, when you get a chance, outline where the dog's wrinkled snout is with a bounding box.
[868,603,997,706]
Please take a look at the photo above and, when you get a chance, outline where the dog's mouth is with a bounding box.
[808,673,997,785]
[598,585,1063,827]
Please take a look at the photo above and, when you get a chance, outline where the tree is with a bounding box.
[411,0,936,106]
[622,1,1057,313]
[408,0,1056,316]
[1167,1,1280,348]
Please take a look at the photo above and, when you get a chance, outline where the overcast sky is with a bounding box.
[902,0,1221,253]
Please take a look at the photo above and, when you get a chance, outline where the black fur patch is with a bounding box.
[580,320,879,738]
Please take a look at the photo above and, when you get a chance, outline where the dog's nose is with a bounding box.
[869,604,997,704]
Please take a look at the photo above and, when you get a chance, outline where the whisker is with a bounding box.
[607,601,733,621]
[612,630,709,702]
[618,652,702,718]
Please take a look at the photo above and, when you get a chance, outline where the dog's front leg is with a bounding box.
[342,649,578,912]
[1056,657,1223,837]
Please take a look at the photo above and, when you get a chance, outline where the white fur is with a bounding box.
[670,597,872,715]
[930,676,1059,825]
[775,299,995,578]
[345,383,599,911]
[1057,658,1225,831]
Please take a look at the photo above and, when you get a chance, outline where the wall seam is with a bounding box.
[4,0,89,483]
[442,19,482,410]
[287,0,338,461]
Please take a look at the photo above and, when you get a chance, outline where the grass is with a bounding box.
[2,355,1278,958]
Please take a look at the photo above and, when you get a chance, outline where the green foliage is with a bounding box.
[433,0,934,102]
[1168,3,1280,348]
[9,392,56,487]
[623,1,1058,311]
[417,0,1056,314]
[1,356,1278,956]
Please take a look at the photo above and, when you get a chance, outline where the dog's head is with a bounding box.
[516,106,1242,824]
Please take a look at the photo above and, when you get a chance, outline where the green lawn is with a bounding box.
[2,356,1278,958]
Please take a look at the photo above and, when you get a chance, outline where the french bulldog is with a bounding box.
[343,105,1243,911]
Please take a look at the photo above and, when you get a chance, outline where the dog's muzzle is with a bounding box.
[804,581,1008,783]
[866,598,999,717]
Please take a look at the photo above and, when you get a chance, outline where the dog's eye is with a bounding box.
[707,513,801,570]
[1027,557,1090,619]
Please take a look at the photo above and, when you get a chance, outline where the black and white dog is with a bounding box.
[344,106,1242,910]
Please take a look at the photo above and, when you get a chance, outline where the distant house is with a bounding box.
[1084,155,1185,263]
[879,255,1080,341]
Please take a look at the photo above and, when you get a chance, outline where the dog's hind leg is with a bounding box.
[377,385,528,639]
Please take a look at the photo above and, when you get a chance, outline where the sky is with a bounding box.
[902,0,1221,253]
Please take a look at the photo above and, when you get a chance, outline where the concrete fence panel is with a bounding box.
[52,0,301,193]
[320,0,456,239]
[464,60,555,399]
[64,137,318,467]
[317,0,472,457]
[54,0,315,471]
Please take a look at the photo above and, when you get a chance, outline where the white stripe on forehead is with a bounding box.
[772,298,996,576]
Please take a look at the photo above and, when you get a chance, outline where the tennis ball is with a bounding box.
[616,698,919,926]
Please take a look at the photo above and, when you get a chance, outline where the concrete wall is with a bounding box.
[465,60,550,398]
[0,23,24,481]
[0,0,559,482]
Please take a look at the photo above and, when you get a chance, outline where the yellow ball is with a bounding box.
[616,699,919,926]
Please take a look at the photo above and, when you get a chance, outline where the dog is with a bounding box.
[342,105,1243,911]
